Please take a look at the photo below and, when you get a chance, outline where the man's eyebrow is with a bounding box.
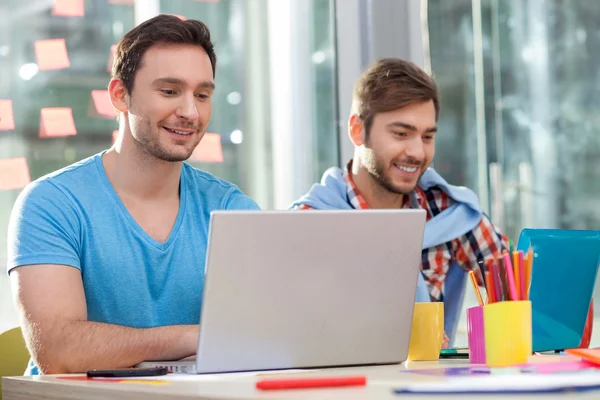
[151,77,215,90]
[387,121,437,133]
[152,77,185,86]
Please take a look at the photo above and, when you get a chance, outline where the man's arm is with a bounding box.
[11,264,198,374]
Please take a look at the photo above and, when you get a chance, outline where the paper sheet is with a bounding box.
[395,371,600,394]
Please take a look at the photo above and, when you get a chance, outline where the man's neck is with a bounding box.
[103,133,182,201]
[350,159,405,209]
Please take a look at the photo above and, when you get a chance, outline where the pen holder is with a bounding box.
[466,306,486,364]
[484,300,532,367]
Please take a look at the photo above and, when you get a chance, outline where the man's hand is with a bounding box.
[442,332,450,349]
[11,264,199,374]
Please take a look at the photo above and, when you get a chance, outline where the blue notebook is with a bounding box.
[517,229,600,352]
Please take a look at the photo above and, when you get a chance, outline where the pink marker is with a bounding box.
[502,251,519,301]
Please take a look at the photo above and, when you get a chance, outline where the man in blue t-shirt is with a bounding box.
[7,15,259,375]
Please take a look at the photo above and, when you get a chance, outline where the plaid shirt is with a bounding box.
[296,165,509,301]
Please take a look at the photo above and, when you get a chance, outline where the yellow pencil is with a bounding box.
[469,270,484,306]
[525,248,533,299]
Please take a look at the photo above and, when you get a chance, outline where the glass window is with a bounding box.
[428,0,600,347]
[0,0,339,332]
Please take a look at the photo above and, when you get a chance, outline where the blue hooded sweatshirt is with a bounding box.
[290,166,484,341]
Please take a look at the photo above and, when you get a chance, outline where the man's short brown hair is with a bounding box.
[352,58,439,138]
[112,14,217,94]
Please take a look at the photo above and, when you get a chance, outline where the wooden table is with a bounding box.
[3,358,598,399]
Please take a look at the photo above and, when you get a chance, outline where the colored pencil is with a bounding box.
[502,251,519,301]
[469,270,484,306]
[526,248,534,299]
[484,270,493,303]
[512,251,520,300]
[493,260,504,301]
[518,250,525,300]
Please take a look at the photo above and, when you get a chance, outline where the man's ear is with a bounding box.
[108,78,129,114]
[348,114,365,147]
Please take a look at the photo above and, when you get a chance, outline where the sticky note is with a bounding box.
[52,0,84,17]
[34,39,70,71]
[0,157,31,190]
[190,133,223,163]
[107,44,116,73]
[108,0,135,4]
[170,14,186,20]
[0,99,15,131]
[39,108,77,138]
[88,90,116,119]
[112,130,118,143]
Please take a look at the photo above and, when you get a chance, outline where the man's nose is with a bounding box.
[176,94,199,121]
[404,136,425,162]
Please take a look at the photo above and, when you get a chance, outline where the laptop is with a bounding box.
[139,209,426,374]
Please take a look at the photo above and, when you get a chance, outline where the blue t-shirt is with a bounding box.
[7,153,260,374]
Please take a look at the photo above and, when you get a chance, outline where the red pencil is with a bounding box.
[256,376,367,390]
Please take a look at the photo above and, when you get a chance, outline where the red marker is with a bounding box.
[256,375,367,390]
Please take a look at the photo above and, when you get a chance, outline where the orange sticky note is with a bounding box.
[106,44,117,73]
[39,108,77,138]
[0,99,15,131]
[190,133,223,163]
[0,157,31,190]
[35,39,70,71]
[89,90,116,119]
[52,0,84,17]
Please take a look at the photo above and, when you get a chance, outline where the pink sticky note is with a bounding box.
[52,0,84,17]
[112,130,118,143]
[89,90,116,119]
[35,39,71,71]
[0,157,31,190]
[106,44,117,73]
[0,99,15,131]
[170,14,186,20]
[190,133,223,163]
[39,108,77,138]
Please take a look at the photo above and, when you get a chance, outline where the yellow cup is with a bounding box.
[407,302,444,361]
[484,300,532,367]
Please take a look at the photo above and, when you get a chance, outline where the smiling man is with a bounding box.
[7,15,259,375]
[291,59,508,344]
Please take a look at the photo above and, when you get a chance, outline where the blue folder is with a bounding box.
[517,229,600,352]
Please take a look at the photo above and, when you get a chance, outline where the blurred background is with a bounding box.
[0,0,598,347]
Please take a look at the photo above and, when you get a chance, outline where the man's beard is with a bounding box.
[135,120,201,162]
[365,154,423,196]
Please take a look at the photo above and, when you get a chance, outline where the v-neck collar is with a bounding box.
[95,152,187,251]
